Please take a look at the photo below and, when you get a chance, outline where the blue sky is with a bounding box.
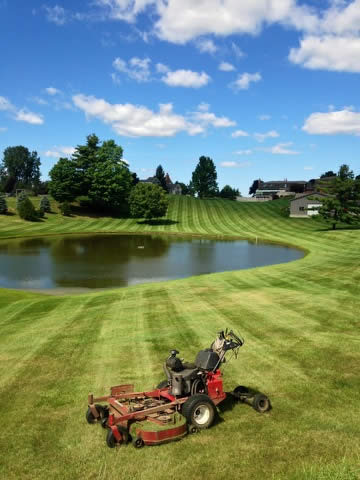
[1,0,360,195]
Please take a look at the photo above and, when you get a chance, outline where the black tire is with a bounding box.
[156,380,169,389]
[233,385,250,401]
[106,426,129,448]
[86,404,108,424]
[133,436,145,448]
[252,394,270,413]
[182,394,216,430]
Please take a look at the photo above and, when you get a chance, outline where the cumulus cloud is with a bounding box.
[94,0,154,22]
[44,146,75,158]
[303,108,360,135]
[113,56,151,82]
[231,129,249,138]
[44,5,67,25]
[265,142,300,154]
[234,149,252,155]
[231,72,261,90]
[219,62,236,72]
[221,161,252,168]
[254,130,279,142]
[45,87,62,95]
[196,38,217,53]
[161,69,210,88]
[289,34,360,72]
[73,94,235,137]
[0,96,44,125]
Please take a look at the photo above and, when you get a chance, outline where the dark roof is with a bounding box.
[290,192,329,202]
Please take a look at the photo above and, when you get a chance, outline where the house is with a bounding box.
[255,179,308,199]
[165,173,182,195]
[290,192,328,218]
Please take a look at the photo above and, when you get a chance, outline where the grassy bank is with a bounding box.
[0,196,359,480]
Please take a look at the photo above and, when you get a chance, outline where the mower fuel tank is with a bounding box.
[195,350,220,371]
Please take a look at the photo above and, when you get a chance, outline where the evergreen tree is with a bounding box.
[72,134,100,195]
[17,196,37,221]
[0,193,7,214]
[155,165,167,191]
[16,190,28,209]
[249,179,259,196]
[220,185,240,200]
[191,156,218,198]
[40,195,51,213]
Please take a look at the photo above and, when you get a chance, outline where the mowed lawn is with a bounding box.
[0,196,359,480]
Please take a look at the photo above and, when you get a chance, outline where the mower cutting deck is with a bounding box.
[86,329,271,448]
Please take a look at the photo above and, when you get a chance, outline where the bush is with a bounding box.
[129,183,169,220]
[0,194,7,214]
[17,196,37,221]
[37,205,45,219]
[40,196,51,213]
[16,191,28,209]
[59,201,71,216]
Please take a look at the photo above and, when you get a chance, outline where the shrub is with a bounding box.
[0,194,7,214]
[77,195,92,209]
[16,190,28,209]
[37,205,45,219]
[40,195,51,213]
[17,196,37,221]
[59,201,71,216]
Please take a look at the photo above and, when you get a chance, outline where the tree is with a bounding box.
[155,165,167,191]
[129,183,169,220]
[320,170,336,178]
[72,134,100,195]
[219,185,240,200]
[249,179,259,196]
[40,196,51,213]
[316,164,360,230]
[59,201,71,216]
[17,195,37,221]
[191,156,218,198]
[49,157,78,203]
[0,193,7,214]
[0,146,41,192]
[88,140,132,213]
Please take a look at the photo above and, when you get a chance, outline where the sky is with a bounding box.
[1,0,360,195]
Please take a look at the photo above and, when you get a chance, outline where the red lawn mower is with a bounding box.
[86,329,271,448]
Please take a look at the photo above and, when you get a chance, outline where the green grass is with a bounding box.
[0,196,359,480]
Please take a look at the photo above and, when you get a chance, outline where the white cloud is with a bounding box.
[0,96,44,125]
[197,102,210,112]
[45,87,61,95]
[231,129,249,138]
[113,56,151,82]
[259,114,271,120]
[304,166,313,170]
[231,72,261,90]
[231,42,245,58]
[44,146,76,158]
[161,69,210,88]
[0,127,7,132]
[221,161,252,168]
[31,96,49,106]
[196,38,217,54]
[303,108,360,135]
[254,130,279,142]
[14,110,44,125]
[94,0,154,22]
[73,93,235,137]
[234,149,252,155]
[44,5,67,25]
[289,35,360,72]
[265,142,300,155]
[156,62,169,73]
[219,62,236,72]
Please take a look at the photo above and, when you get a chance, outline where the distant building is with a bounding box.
[255,179,308,200]
[140,176,161,186]
[165,173,182,195]
[290,192,328,218]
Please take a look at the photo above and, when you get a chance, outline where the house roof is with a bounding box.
[290,192,329,202]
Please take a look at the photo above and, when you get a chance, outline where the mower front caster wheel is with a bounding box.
[133,436,145,448]
[106,426,129,448]
[252,394,271,413]
[182,394,216,430]
[86,404,108,424]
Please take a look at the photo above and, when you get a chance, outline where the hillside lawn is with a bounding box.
[0,196,359,480]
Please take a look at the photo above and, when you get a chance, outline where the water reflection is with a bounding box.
[0,234,304,292]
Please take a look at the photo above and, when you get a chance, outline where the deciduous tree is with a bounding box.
[129,183,169,220]
[49,158,78,203]
[191,156,218,198]
[0,146,41,192]
[220,185,240,200]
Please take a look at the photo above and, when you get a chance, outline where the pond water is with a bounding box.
[0,234,304,292]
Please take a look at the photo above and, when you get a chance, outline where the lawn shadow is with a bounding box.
[137,219,179,226]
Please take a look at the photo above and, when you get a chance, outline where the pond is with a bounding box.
[0,234,304,292]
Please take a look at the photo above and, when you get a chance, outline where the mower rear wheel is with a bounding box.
[86,404,106,424]
[133,436,145,448]
[182,394,216,430]
[106,426,129,448]
[252,394,270,413]
[156,380,169,389]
